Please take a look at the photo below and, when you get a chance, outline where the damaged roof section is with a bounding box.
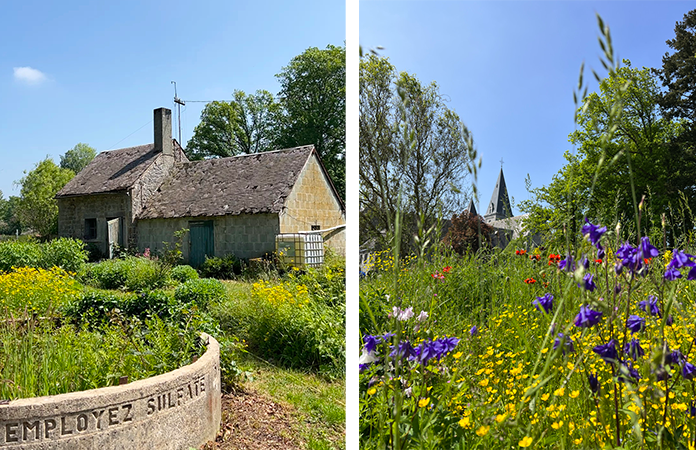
[138,145,316,219]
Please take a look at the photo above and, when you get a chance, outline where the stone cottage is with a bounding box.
[56,108,345,265]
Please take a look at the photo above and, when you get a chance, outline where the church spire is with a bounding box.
[484,166,512,221]
[466,199,478,216]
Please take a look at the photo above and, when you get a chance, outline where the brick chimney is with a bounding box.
[154,107,172,156]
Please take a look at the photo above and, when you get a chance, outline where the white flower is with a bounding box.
[359,350,379,364]
[417,311,429,322]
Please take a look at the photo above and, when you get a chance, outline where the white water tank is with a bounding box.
[275,233,324,268]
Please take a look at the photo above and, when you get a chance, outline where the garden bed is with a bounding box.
[0,333,220,449]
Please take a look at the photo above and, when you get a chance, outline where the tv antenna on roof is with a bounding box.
[171,81,185,145]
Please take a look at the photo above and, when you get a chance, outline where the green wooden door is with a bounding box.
[189,221,214,267]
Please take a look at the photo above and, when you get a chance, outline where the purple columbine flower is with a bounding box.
[624,338,645,360]
[359,363,370,373]
[469,325,478,337]
[668,249,696,269]
[390,340,417,360]
[597,246,606,260]
[532,293,554,313]
[682,361,696,380]
[580,273,597,292]
[664,267,682,281]
[582,218,607,248]
[588,372,600,394]
[666,315,674,326]
[615,283,622,295]
[616,242,642,274]
[363,335,381,353]
[440,336,460,353]
[640,237,660,259]
[574,305,603,328]
[690,401,696,417]
[688,266,696,280]
[553,333,574,354]
[559,255,575,272]
[666,349,684,366]
[638,296,660,316]
[626,315,646,333]
[593,339,618,363]
[618,360,641,383]
[581,255,590,270]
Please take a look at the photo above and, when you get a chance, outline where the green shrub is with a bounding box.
[174,278,227,309]
[80,256,169,291]
[199,254,242,279]
[170,264,199,283]
[0,238,87,273]
[214,279,345,376]
[61,290,129,326]
[122,289,178,319]
[41,238,88,273]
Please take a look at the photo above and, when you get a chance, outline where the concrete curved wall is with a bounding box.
[0,333,221,450]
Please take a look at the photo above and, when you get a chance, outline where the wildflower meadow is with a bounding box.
[360,224,696,449]
[358,13,696,450]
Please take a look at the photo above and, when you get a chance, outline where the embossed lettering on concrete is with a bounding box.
[1,375,207,444]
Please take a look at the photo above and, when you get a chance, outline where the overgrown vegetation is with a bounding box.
[359,10,696,450]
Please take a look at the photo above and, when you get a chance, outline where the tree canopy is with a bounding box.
[522,62,687,247]
[360,54,472,252]
[185,45,346,200]
[186,90,280,160]
[60,143,96,174]
[16,159,74,238]
[276,45,346,200]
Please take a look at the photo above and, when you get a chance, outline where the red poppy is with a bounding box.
[595,259,603,264]
[524,278,536,284]
[530,254,541,261]
[442,266,452,273]
[644,258,652,264]
[516,249,527,256]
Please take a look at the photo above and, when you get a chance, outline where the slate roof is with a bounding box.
[138,145,317,219]
[484,167,512,221]
[56,143,167,197]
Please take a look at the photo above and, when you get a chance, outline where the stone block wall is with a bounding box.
[214,213,280,259]
[132,146,188,219]
[279,154,345,256]
[57,193,131,256]
[136,213,281,263]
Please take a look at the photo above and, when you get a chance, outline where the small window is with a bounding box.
[85,219,97,240]
[311,224,321,231]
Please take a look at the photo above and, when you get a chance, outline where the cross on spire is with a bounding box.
[500,157,504,168]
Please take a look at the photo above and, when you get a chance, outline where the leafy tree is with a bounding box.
[276,45,346,200]
[16,158,74,238]
[653,9,696,123]
[522,62,684,247]
[186,90,280,160]
[443,211,493,255]
[60,143,96,174]
[0,193,23,235]
[360,54,471,252]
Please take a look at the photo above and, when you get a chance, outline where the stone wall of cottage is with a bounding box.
[136,213,280,263]
[132,148,187,219]
[279,154,345,256]
[57,192,131,258]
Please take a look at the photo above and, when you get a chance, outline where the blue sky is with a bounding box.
[0,0,345,198]
[360,1,692,216]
